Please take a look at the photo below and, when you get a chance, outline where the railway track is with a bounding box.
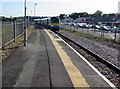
[55,31,120,88]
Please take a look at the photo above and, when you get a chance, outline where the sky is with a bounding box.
[0,0,120,17]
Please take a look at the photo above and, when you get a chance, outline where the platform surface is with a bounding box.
[2,26,114,88]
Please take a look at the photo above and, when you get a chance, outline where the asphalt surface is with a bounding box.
[2,26,73,88]
[2,25,113,88]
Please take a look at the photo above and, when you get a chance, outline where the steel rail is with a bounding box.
[56,32,120,74]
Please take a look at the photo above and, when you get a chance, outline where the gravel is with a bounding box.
[58,30,120,68]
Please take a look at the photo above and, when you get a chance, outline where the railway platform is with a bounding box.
[2,26,116,88]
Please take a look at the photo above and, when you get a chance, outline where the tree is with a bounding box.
[108,13,116,16]
[59,14,65,19]
[69,12,89,19]
[102,14,109,17]
[13,17,17,21]
[69,13,79,19]
[78,12,89,17]
[1,16,17,21]
[93,10,103,17]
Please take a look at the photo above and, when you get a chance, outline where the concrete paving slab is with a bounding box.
[49,31,113,88]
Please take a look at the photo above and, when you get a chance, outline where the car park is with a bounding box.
[67,22,72,25]
[70,23,76,26]
[99,25,111,31]
[110,27,120,33]
[76,23,87,28]
[84,24,89,28]
[95,25,100,29]
[91,24,100,29]
[88,24,93,28]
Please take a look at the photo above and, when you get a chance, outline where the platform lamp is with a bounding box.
[24,0,27,46]
[34,3,37,16]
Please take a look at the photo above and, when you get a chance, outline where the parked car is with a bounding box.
[67,22,72,25]
[111,27,120,33]
[91,24,96,29]
[84,24,90,28]
[95,25,100,29]
[99,26,111,31]
[60,22,65,25]
[91,24,100,29]
[77,23,87,28]
[88,24,93,28]
[70,23,76,26]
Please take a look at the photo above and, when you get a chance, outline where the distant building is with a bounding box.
[74,17,88,23]
[64,18,74,22]
[86,16,120,27]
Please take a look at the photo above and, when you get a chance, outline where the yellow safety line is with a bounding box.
[45,30,90,88]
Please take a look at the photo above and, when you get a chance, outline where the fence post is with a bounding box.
[77,26,78,31]
[87,28,88,33]
[13,21,16,42]
[114,32,117,40]
[103,31,104,37]
[93,29,95,34]
[100,30,103,37]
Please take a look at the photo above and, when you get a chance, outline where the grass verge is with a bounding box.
[1,25,35,62]
[61,28,120,45]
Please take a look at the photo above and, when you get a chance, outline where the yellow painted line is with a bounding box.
[55,38,61,41]
[45,30,90,87]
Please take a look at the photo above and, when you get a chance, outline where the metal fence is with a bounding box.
[1,20,31,48]
[61,24,120,41]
